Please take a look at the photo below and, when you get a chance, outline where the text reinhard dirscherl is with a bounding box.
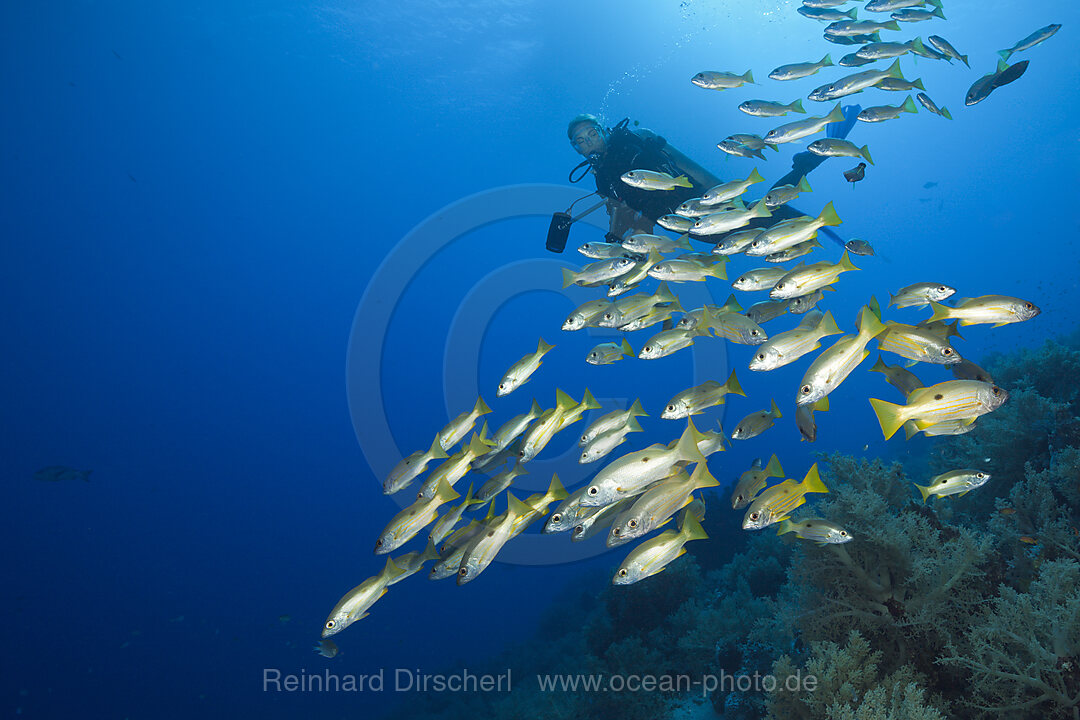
[262,668,817,697]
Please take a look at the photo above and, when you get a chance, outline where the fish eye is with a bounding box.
[938,286,948,292]
[325,620,335,629]
[618,569,628,577]
[574,524,584,534]
[750,512,759,520]
[942,348,953,356]
[757,353,766,360]
[1025,303,1034,310]
[751,329,760,336]
[587,486,598,496]
[458,567,468,576]
[667,404,676,412]
[644,346,653,353]
[801,384,812,395]
[977,472,986,479]
[551,513,561,522]
[628,519,638,528]
[612,528,621,536]
[839,531,848,536]
[375,539,383,547]
[498,382,506,390]
[992,387,1002,396]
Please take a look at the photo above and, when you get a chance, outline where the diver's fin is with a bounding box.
[825,104,861,140]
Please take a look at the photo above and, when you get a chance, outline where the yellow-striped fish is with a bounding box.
[869,380,1008,440]
[743,464,829,530]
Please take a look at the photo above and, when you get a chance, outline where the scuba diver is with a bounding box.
[566,114,722,243]
[551,108,861,252]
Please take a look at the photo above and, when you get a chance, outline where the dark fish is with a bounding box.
[923,181,938,189]
[843,162,866,184]
[991,60,1029,90]
[34,466,92,482]
[845,239,875,256]
[966,61,1006,106]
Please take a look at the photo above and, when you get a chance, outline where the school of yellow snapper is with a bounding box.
[319,1,1057,641]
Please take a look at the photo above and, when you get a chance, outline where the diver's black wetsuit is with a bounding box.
[589,121,706,222]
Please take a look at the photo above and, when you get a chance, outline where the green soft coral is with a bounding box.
[768,630,947,720]
[939,560,1080,718]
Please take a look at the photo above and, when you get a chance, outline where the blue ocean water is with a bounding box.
[2,1,1078,718]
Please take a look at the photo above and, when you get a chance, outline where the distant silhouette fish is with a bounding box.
[991,60,1029,90]
[34,466,91,482]
[843,162,866,184]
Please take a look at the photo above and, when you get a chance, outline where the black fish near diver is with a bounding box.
[966,59,1030,106]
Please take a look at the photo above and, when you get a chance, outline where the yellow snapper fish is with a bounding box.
[578,241,636,260]
[788,289,826,315]
[429,484,485,545]
[733,266,791,292]
[561,257,636,288]
[608,251,663,297]
[746,299,795,325]
[888,282,955,309]
[429,518,488,580]
[702,310,768,345]
[777,517,852,545]
[563,298,614,330]
[555,388,603,431]
[797,303,887,406]
[599,282,678,328]
[608,463,719,547]
[856,96,918,123]
[679,196,741,218]
[690,201,772,236]
[746,202,842,256]
[457,493,534,585]
[581,417,644,464]
[764,176,813,209]
[926,295,1041,327]
[586,339,635,365]
[476,463,528,505]
[497,338,556,396]
[638,326,707,360]
[418,433,493,499]
[731,399,783,440]
[471,438,522,474]
[765,238,822,263]
[621,169,693,191]
[658,214,696,232]
[677,294,743,331]
[623,233,691,255]
[375,478,460,553]
[543,485,594,534]
[383,434,450,494]
[691,69,755,89]
[695,426,729,456]
[763,102,844,144]
[509,475,570,538]
[877,321,962,365]
[869,355,925,396]
[731,454,784,509]
[914,469,992,503]
[903,418,977,439]
[769,250,859,300]
[614,508,709,585]
[580,400,649,446]
[387,541,441,585]
[869,380,1009,440]
[518,389,579,462]
[647,257,728,283]
[738,98,806,117]
[572,497,636,542]
[322,557,407,637]
[702,168,766,205]
[807,138,874,166]
[488,400,544,454]
[951,358,994,384]
[620,304,682,332]
[769,54,834,81]
[662,370,746,419]
[796,396,830,442]
[743,464,829,530]
[437,395,493,451]
[582,420,708,507]
[712,227,763,256]
[750,310,842,371]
